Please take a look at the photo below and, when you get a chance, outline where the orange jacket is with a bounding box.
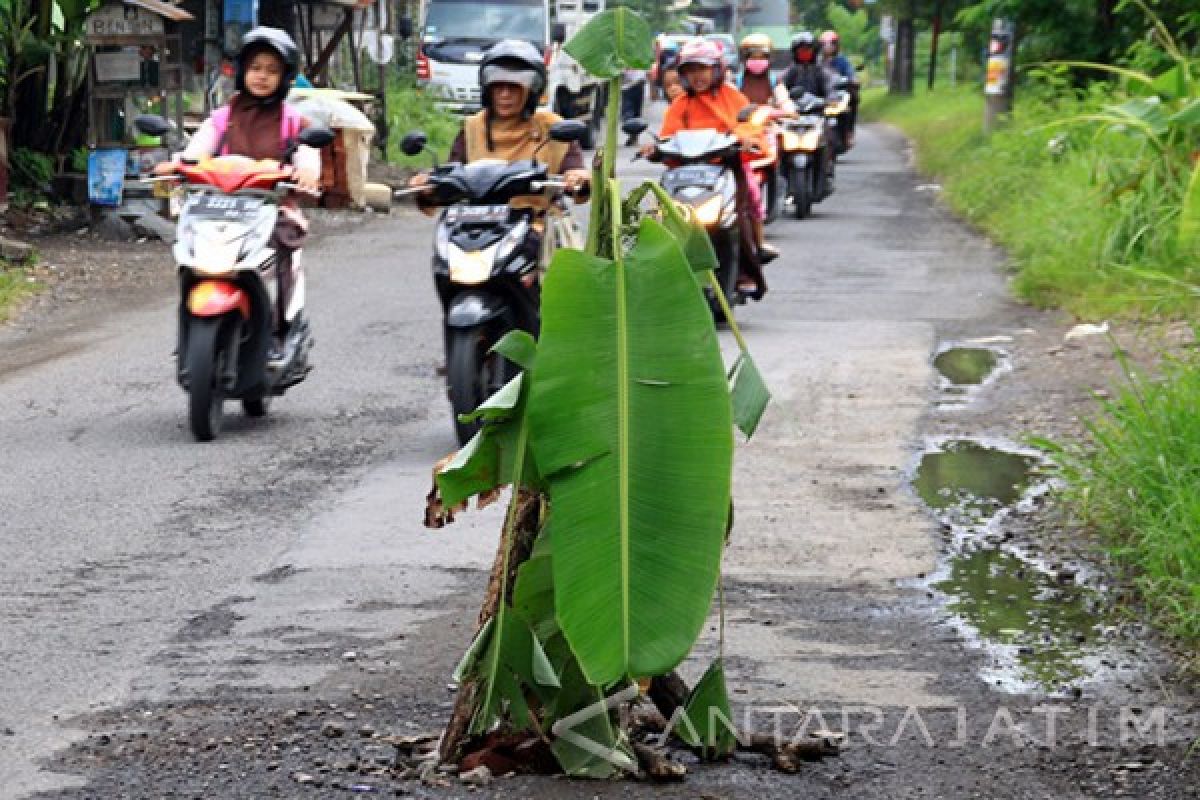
[659,84,771,156]
[660,84,751,138]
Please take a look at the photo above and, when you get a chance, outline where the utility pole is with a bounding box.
[984,18,1016,132]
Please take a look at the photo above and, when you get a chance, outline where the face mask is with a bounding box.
[746,58,770,75]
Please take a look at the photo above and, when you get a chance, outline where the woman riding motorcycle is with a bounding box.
[737,33,790,109]
[820,30,859,148]
[641,39,778,297]
[781,31,830,102]
[155,26,321,361]
[409,40,589,225]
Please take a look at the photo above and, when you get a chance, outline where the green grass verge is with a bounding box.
[0,258,38,322]
[1040,346,1200,661]
[386,82,461,167]
[860,86,1199,320]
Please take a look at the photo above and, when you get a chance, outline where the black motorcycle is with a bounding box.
[399,122,586,444]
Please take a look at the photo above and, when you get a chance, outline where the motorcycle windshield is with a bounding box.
[659,129,739,160]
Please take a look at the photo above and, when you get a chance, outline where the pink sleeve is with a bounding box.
[180,117,219,161]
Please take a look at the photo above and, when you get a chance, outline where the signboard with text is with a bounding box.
[86,4,165,40]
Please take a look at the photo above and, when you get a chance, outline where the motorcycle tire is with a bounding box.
[446,326,518,446]
[186,317,228,442]
[710,231,739,323]
[791,165,811,219]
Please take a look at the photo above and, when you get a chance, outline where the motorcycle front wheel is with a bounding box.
[447,326,517,446]
[791,164,812,219]
[185,317,230,442]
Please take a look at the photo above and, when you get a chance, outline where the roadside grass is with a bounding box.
[0,257,37,322]
[1039,344,1200,663]
[860,86,1199,320]
[386,81,461,167]
[864,86,1199,663]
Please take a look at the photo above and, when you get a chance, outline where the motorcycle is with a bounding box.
[134,114,334,442]
[825,76,855,157]
[397,121,587,445]
[740,104,784,225]
[628,120,742,320]
[778,91,833,219]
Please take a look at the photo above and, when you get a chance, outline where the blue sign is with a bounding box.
[88,148,127,207]
[223,0,258,53]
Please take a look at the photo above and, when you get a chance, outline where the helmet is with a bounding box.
[740,32,772,59]
[790,31,817,63]
[678,39,724,69]
[478,39,547,117]
[677,39,724,93]
[236,27,300,104]
[820,31,840,50]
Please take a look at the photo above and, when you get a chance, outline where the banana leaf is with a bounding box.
[527,218,733,685]
[729,352,770,438]
[563,7,654,80]
[675,658,739,760]
[1180,160,1200,253]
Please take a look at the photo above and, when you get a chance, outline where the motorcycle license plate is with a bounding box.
[446,204,509,225]
[191,194,264,219]
[667,166,719,189]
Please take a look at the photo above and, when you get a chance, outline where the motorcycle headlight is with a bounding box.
[691,194,723,227]
[447,243,495,285]
[495,219,530,265]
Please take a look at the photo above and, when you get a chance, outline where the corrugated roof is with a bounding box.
[122,0,193,21]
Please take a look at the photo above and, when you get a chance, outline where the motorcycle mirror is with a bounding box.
[298,125,335,149]
[401,130,428,157]
[548,120,588,143]
[134,114,170,137]
[621,118,648,137]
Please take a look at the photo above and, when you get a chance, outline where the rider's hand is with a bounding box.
[638,142,657,159]
[152,161,177,176]
[408,172,434,193]
[563,169,589,194]
[294,166,320,193]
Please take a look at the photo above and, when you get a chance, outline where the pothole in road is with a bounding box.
[912,438,1113,694]
[933,345,1010,408]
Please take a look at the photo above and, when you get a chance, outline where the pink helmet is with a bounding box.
[820,31,839,47]
[677,39,724,70]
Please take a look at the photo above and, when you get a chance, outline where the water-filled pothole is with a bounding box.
[935,549,1103,688]
[913,438,1110,693]
[914,439,1039,521]
[935,347,999,385]
[934,345,1010,408]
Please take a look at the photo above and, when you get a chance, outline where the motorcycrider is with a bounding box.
[398,122,587,445]
[632,121,743,319]
[740,104,785,225]
[779,90,833,219]
[134,114,334,442]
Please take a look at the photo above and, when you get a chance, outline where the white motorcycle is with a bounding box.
[135,115,334,441]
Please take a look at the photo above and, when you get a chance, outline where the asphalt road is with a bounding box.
[1,122,1195,799]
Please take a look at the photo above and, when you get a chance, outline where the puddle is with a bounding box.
[935,347,999,385]
[935,550,1103,688]
[933,344,1010,409]
[913,439,1039,520]
[912,438,1113,693]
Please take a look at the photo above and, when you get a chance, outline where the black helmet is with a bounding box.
[236,27,300,104]
[790,31,817,63]
[479,39,547,117]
